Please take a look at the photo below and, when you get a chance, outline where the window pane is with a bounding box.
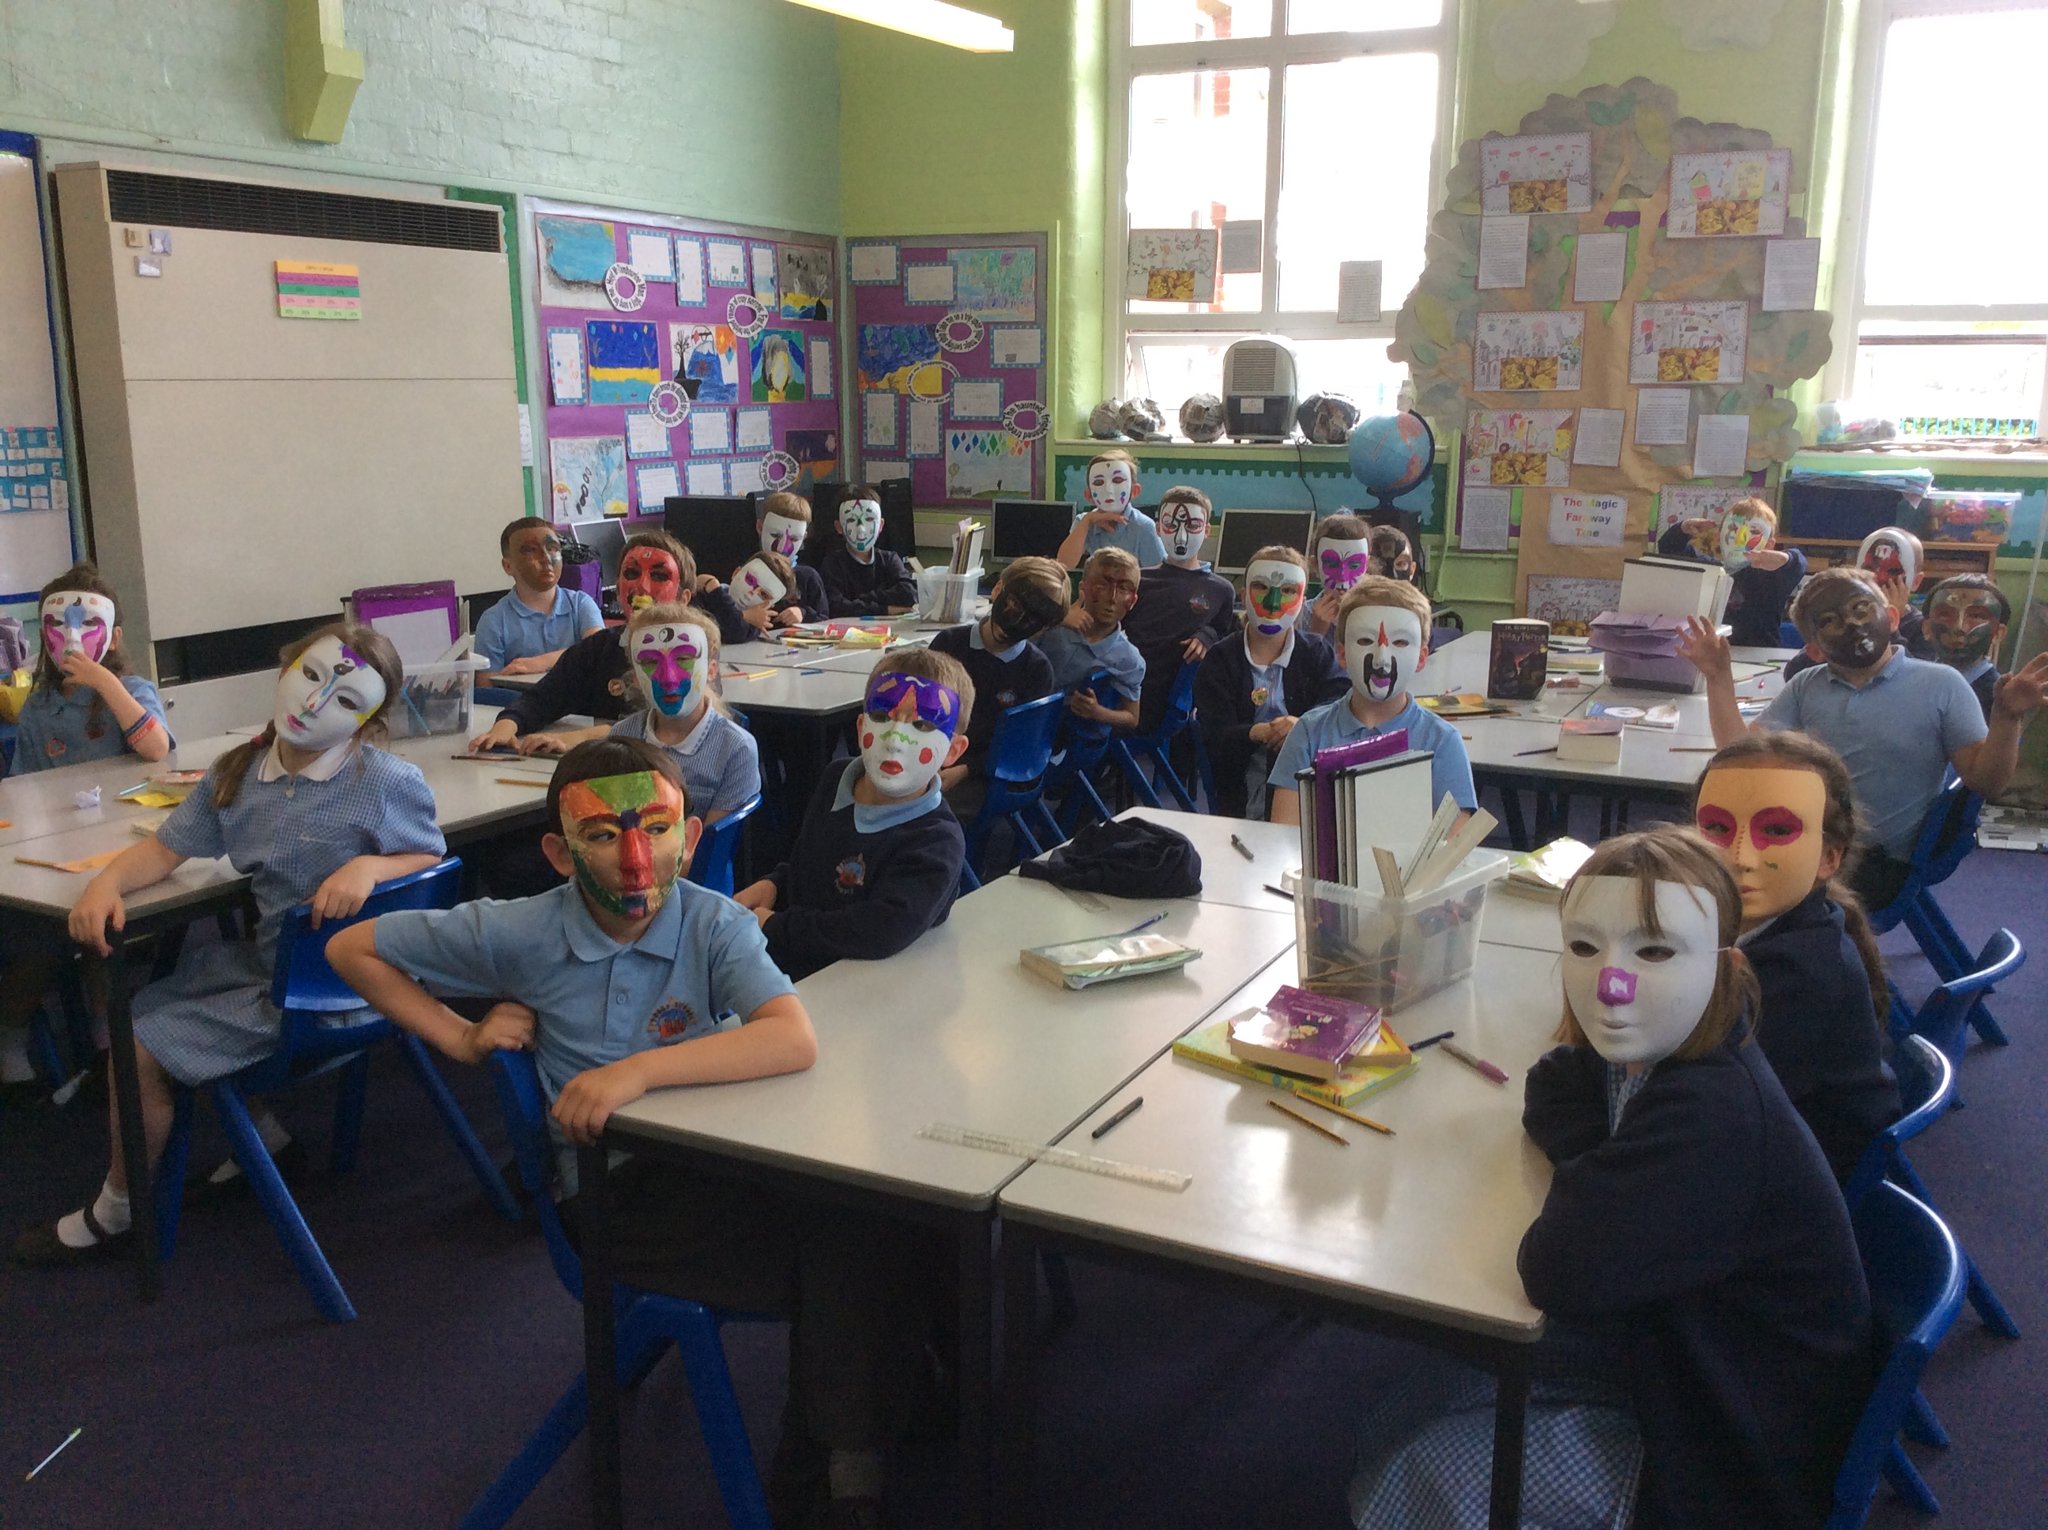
[1853,338,2044,436]
[1130,0,1270,45]
[1276,53,1437,312]
[1126,333,1407,429]
[1289,0,1441,32]
[1127,68,1270,315]
[1288,337,1408,415]
[1865,8,2048,307]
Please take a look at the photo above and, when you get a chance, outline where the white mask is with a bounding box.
[858,670,962,799]
[839,497,882,555]
[629,621,707,719]
[1086,460,1133,516]
[1559,876,1722,1067]
[1160,500,1209,562]
[41,591,117,664]
[274,634,387,752]
[732,557,789,610]
[1315,538,1374,593]
[761,511,808,558]
[1244,558,1307,635]
[1344,604,1425,704]
[1715,511,1774,573]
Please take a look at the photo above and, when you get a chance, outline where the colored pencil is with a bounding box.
[1268,1097,1348,1144]
[1296,1095,1394,1136]
[495,776,551,789]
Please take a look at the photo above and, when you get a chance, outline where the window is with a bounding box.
[1841,1,2048,435]
[1111,1,1456,424]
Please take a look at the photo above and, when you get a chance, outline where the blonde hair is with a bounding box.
[1689,497,1777,559]
[1083,547,1141,585]
[1335,575,1431,634]
[625,602,730,717]
[1245,544,1307,576]
[758,490,812,525]
[1554,826,1759,1060]
[1086,447,1139,477]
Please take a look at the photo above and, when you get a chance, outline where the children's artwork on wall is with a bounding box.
[706,239,746,286]
[624,411,670,460]
[1525,575,1621,636]
[905,263,956,305]
[690,409,731,455]
[990,326,1043,367]
[686,459,726,495]
[749,244,778,308]
[785,429,840,481]
[1125,228,1220,303]
[546,327,587,406]
[751,328,808,402]
[736,407,774,451]
[778,245,833,320]
[907,396,943,458]
[948,246,1037,319]
[1667,149,1791,239]
[551,435,629,520]
[945,428,1034,498]
[626,230,674,281]
[1480,133,1594,215]
[536,216,617,310]
[1465,409,1575,486]
[586,321,660,405]
[1655,484,1750,541]
[1628,300,1748,385]
[850,243,899,284]
[808,337,834,399]
[1474,311,1583,391]
[863,392,898,449]
[635,462,679,512]
[858,324,942,392]
[674,239,706,305]
[670,323,740,403]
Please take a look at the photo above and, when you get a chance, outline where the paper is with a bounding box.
[551,435,629,519]
[1125,228,1220,303]
[863,392,899,449]
[866,459,909,482]
[1633,388,1691,447]
[636,463,679,513]
[735,408,774,453]
[274,259,360,320]
[728,459,765,495]
[908,396,943,458]
[749,244,778,307]
[1465,409,1573,486]
[1460,486,1512,552]
[1476,217,1529,290]
[1572,231,1628,303]
[991,326,1043,366]
[1475,310,1583,392]
[1549,492,1627,548]
[674,238,706,305]
[1336,260,1383,322]
[1629,300,1748,386]
[624,412,669,460]
[1762,238,1821,312]
[517,405,533,468]
[1656,484,1751,540]
[1220,219,1263,273]
[585,320,659,405]
[627,231,674,280]
[690,409,731,454]
[778,245,833,319]
[1692,414,1751,478]
[1480,132,1593,215]
[707,239,745,286]
[947,246,1037,319]
[546,328,586,405]
[808,337,834,398]
[850,243,899,283]
[905,263,956,305]
[1667,149,1791,239]
[945,427,1034,498]
[951,379,1004,420]
[685,460,727,495]
[15,847,126,873]
[1572,407,1624,467]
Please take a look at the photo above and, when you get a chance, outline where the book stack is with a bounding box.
[1417,691,1509,719]
[1557,715,1624,763]
[1503,836,1594,901]
[1019,930,1201,990]
[1172,985,1417,1109]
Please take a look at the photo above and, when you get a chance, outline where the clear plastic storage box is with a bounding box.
[1285,848,1510,1013]
[916,567,982,623]
[385,656,491,739]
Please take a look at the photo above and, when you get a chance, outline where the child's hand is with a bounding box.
[470,718,518,753]
[551,1056,648,1146]
[734,878,778,912]
[741,603,774,632]
[1992,652,2048,722]
[1307,589,1340,634]
[1067,688,1104,722]
[1747,548,1790,571]
[696,573,722,595]
[1083,509,1125,533]
[69,876,127,957]
[1254,715,1299,749]
[1675,616,1733,681]
[1678,517,1716,536]
[1180,633,1210,661]
[1880,575,1914,616]
[462,1001,536,1063]
[516,732,571,756]
[309,858,381,928]
[772,607,804,628]
[499,654,550,676]
[58,649,117,696]
[751,903,774,930]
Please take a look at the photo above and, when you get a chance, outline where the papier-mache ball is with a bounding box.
[1179,392,1228,442]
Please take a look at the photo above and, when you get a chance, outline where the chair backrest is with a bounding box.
[1827,1183,1967,1529]
[689,794,761,896]
[1139,657,1202,743]
[1056,669,1122,756]
[270,857,466,1018]
[987,692,1066,786]
[1842,1034,1953,1210]
[486,1051,586,1302]
[1908,927,2025,1062]
[1906,775,1982,888]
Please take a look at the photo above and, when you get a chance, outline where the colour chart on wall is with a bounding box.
[845,233,1049,505]
[529,200,842,523]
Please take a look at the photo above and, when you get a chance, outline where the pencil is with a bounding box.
[495,776,551,788]
[1296,1094,1394,1136]
[26,1427,81,1481]
[1514,746,1559,757]
[1229,833,1255,861]
[1268,1097,1347,1144]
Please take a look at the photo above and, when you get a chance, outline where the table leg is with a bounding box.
[580,1143,623,1530]
[996,1222,1041,1530]
[956,1215,995,1530]
[103,933,160,1302]
[1486,1346,1530,1530]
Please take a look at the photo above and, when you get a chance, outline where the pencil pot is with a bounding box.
[385,656,490,739]
[1287,850,1508,1013]
[916,567,982,623]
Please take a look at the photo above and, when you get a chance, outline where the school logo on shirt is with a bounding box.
[996,688,1017,708]
[646,998,698,1042]
[1250,685,1271,708]
[835,854,866,891]
[44,737,66,760]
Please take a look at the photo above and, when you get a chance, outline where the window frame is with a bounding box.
[1104,0,1462,402]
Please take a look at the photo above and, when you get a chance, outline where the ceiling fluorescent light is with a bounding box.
[786,0,1014,53]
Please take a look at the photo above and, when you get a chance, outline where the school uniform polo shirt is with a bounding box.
[610,705,762,823]
[1757,651,1986,859]
[472,586,604,671]
[10,675,172,773]
[1075,506,1167,567]
[1268,692,1477,811]
[1036,622,1147,705]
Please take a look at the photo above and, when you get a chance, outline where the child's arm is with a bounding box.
[1067,686,1139,731]
[517,722,610,756]
[67,837,190,956]
[1521,1044,1609,1163]
[1054,516,1093,570]
[308,851,446,929]
[496,648,567,676]
[325,920,534,1062]
[1950,652,2048,800]
[551,993,815,1146]
[65,658,170,763]
[1676,616,1757,746]
[764,837,960,971]
[873,552,919,613]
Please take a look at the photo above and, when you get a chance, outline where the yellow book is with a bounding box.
[1172,1016,1416,1109]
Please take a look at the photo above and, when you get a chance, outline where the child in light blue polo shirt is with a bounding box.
[473,517,605,675]
[1269,577,1476,823]
[1057,448,1166,569]
[608,603,760,824]
[9,562,172,775]
[1036,547,1147,732]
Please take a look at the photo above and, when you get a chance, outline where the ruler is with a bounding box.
[917,1121,1192,1192]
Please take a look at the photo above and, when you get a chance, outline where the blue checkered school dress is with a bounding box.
[132,743,444,1086]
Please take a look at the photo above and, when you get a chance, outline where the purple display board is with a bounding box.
[530,205,843,525]
[845,233,1049,506]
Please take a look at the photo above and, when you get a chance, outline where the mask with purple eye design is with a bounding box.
[1317,540,1372,592]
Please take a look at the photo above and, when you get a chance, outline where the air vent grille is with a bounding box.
[105,170,500,252]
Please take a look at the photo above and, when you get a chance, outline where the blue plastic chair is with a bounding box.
[1779,619,1805,649]
[963,692,1067,880]
[460,1051,772,1530]
[1871,778,2004,1045]
[1108,656,1209,813]
[689,793,762,896]
[1893,928,2024,1075]
[152,859,522,1323]
[1044,672,1125,835]
[1824,1183,1967,1528]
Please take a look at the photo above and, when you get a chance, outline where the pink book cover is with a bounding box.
[1228,985,1385,1080]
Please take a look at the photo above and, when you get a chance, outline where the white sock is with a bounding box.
[206,1109,291,1184]
[56,1178,131,1249]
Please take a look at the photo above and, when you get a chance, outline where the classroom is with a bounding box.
[1,1,2044,1527]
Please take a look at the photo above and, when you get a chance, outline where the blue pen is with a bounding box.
[1119,911,1168,936]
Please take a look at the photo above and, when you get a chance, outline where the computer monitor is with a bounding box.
[798,481,850,568]
[990,500,1072,562]
[1215,508,1314,574]
[568,517,626,587]
[662,495,759,583]
[873,477,918,558]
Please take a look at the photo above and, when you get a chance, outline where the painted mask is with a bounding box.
[1081,563,1140,627]
[1714,509,1776,573]
[989,581,1063,647]
[1160,499,1210,562]
[1856,528,1922,591]
[859,670,962,798]
[1244,559,1307,636]
[1369,527,1417,582]
[629,621,707,719]
[1806,579,1892,668]
[761,510,808,558]
[838,497,882,556]
[1924,581,2003,670]
[732,557,789,611]
[1343,603,1425,704]
[1695,766,1830,924]
[1316,539,1373,593]
[40,591,116,665]
[506,526,563,589]
[1085,459,1133,517]
[1560,876,1721,1067]
[558,770,685,921]
[273,634,386,752]
[619,547,683,611]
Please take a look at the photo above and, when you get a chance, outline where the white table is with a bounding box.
[0,733,246,848]
[998,939,1567,1530]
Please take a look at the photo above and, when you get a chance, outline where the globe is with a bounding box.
[1346,410,1435,510]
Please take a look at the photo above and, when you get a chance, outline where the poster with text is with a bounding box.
[1667,149,1791,239]
[1474,310,1583,392]
[1628,300,1749,386]
[1479,133,1593,215]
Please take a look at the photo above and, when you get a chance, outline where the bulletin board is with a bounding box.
[0,132,76,603]
[1391,79,1834,626]
[528,198,842,522]
[845,232,1049,505]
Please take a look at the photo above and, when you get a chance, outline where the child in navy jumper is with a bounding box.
[1654,497,1806,649]
[694,547,802,646]
[737,648,972,981]
[696,490,828,635]
[930,554,1067,789]
[1123,486,1236,732]
[819,483,918,617]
